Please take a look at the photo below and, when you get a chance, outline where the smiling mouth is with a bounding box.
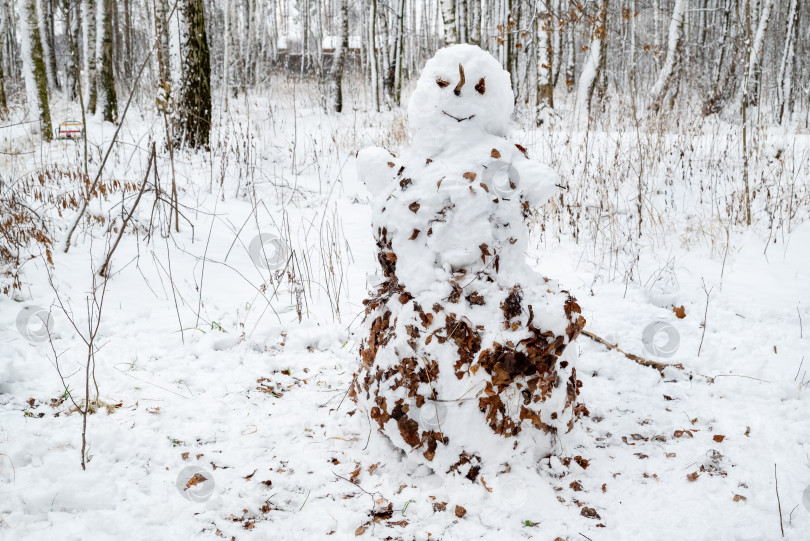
[442,111,476,123]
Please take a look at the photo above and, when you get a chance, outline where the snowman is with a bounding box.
[351,44,586,482]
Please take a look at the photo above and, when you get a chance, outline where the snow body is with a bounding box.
[353,44,586,480]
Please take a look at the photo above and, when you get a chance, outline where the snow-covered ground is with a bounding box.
[1,82,809,540]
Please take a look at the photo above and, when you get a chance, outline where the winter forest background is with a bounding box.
[1,0,810,540]
[2,0,810,132]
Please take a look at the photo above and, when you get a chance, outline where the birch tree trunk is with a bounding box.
[776,0,799,124]
[99,0,117,122]
[470,0,481,44]
[564,6,575,93]
[535,0,553,122]
[154,0,171,85]
[458,0,467,43]
[22,0,53,140]
[178,0,211,148]
[223,0,229,110]
[0,33,6,117]
[84,0,98,113]
[440,0,457,44]
[369,0,379,112]
[574,0,607,125]
[39,0,58,91]
[647,0,686,115]
[63,0,78,99]
[329,0,348,112]
[736,0,774,109]
[551,0,562,87]
[394,0,405,105]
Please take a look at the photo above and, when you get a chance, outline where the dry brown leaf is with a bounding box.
[186,472,207,489]
[713,435,726,443]
[455,505,466,518]
[673,306,686,318]
[354,526,366,536]
[733,494,747,502]
[581,507,601,519]
[687,472,700,482]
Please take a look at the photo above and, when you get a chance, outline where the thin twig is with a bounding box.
[775,463,784,537]
[582,330,684,375]
[99,143,156,277]
[698,278,713,357]
[64,0,180,252]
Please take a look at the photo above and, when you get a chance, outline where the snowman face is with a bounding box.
[408,44,513,149]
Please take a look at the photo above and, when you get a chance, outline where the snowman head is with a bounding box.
[408,44,513,151]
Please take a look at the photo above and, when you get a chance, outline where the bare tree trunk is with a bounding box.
[178,0,211,148]
[628,0,636,91]
[647,0,686,115]
[0,33,6,117]
[394,0,405,105]
[369,0,379,111]
[575,0,607,125]
[440,0,457,44]
[329,0,348,112]
[458,0,467,43]
[507,0,517,99]
[776,0,799,124]
[40,0,59,91]
[62,0,78,99]
[551,0,562,87]
[301,0,309,75]
[223,0,230,110]
[22,0,53,140]
[124,0,132,80]
[470,0,481,44]
[99,0,117,122]
[84,0,98,113]
[564,4,575,93]
[379,0,393,106]
[153,0,171,87]
[736,0,774,109]
[535,0,553,122]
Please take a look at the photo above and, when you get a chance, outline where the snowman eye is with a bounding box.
[475,78,486,95]
[436,79,450,88]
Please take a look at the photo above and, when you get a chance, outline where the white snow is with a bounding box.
[1,69,809,541]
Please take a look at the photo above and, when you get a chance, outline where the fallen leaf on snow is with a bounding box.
[186,472,208,489]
